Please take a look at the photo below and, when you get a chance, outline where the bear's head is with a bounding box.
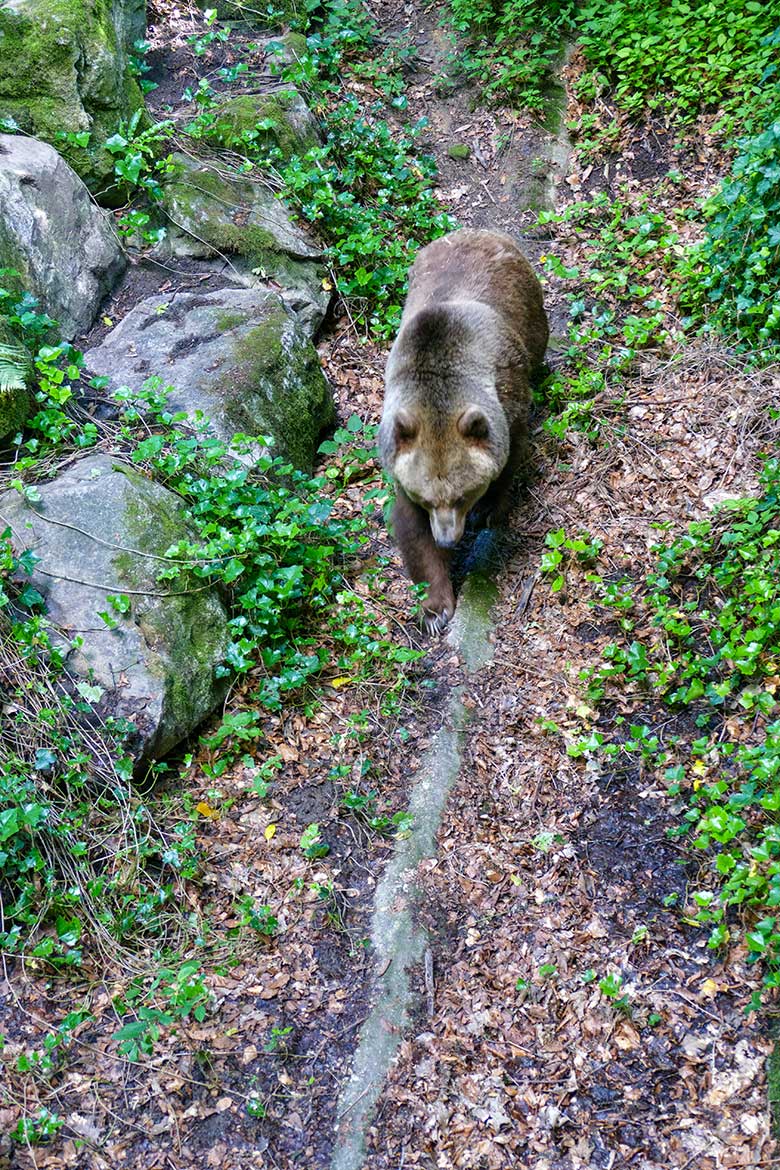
[379,403,507,547]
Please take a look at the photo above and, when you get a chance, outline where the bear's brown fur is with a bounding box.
[379,228,549,632]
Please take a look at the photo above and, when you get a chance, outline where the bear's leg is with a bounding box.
[392,491,455,633]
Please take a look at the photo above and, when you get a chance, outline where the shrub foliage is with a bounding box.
[682,119,780,350]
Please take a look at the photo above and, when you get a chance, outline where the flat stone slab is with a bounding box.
[0,134,126,339]
[84,287,334,469]
[0,454,230,763]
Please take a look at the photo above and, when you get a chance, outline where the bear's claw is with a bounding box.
[422,607,452,635]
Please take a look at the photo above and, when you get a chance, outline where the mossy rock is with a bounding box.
[160,152,329,330]
[276,31,307,61]
[0,386,32,443]
[162,152,320,262]
[202,89,319,159]
[222,305,334,468]
[84,287,334,470]
[0,0,145,195]
[193,0,299,26]
[0,453,230,764]
[0,134,126,339]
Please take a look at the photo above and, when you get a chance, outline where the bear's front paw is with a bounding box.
[422,607,451,635]
[420,585,456,635]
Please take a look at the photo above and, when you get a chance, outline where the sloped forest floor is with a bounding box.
[2,1,780,1168]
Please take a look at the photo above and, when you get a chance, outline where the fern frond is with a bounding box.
[0,341,31,396]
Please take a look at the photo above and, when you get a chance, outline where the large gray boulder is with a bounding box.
[0,454,229,763]
[84,287,334,469]
[160,153,330,331]
[0,135,126,340]
[0,0,145,193]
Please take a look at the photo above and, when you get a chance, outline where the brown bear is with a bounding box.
[378,228,549,633]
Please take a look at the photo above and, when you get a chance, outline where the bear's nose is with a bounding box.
[430,508,461,548]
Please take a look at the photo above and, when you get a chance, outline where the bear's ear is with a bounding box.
[394,409,418,445]
[458,406,490,441]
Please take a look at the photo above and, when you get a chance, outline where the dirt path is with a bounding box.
[398,6,567,230]
[353,356,777,1166]
[378,0,569,317]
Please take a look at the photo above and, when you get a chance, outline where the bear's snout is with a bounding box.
[430,507,465,548]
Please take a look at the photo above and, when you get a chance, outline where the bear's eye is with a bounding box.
[454,496,466,510]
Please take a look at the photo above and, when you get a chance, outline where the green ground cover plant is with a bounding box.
[0,275,421,1082]
[540,527,603,593]
[448,0,780,365]
[575,2,779,133]
[679,116,780,352]
[536,192,680,439]
[447,0,576,110]
[270,96,453,335]
[571,458,780,1004]
[225,0,456,335]
[0,530,203,1011]
[446,0,778,135]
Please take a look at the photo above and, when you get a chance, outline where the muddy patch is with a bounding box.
[577,771,693,922]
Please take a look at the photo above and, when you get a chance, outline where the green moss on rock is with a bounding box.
[161,160,329,327]
[279,31,307,59]
[163,164,284,266]
[207,221,282,260]
[0,225,25,289]
[161,155,321,288]
[202,91,318,159]
[0,384,32,442]
[0,0,144,194]
[224,310,334,469]
[113,464,230,746]
[164,159,237,214]
[215,311,248,332]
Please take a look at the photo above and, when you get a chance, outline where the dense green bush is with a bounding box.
[680,119,780,350]
[447,0,778,132]
[576,2,779,130]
